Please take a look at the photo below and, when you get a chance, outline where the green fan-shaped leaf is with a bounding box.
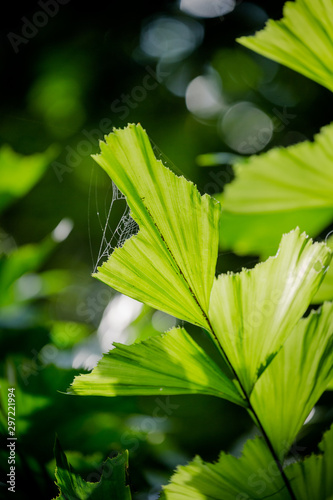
[92,124,220,329]
[237,0,333,92]
[162,436,286,499]
[208,229,332,394]
[0,145,57,213]
[163,427,333,499]
[250,302,333,456]
[53,438,131,499]
[222,124,333,213]
[285,424,333,499]
[68,327,246,407]
[219,123,333,258]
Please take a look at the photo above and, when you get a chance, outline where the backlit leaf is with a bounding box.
[219,124,333,258]
[238,0,333,92]
[250,303,333,456]
[68,327,247,407]
[209,229,332,393]
[162,436,286,499]
[93,124,221,329]
[285,424,333,499]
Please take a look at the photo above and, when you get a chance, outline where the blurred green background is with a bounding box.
[1,1,333,498]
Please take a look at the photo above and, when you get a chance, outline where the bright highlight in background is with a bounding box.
[52,218,73,242]
[180,0,236,18]
[185,74,225,119]
[140,16,204,62]
[219,102,273,154]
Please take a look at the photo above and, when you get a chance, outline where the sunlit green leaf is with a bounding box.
[209,229,332,394]
[53,438,131,499]
[163,427,333,499]
[219,124,333,258]
[285,424,333,499]
[0,145,57,213]
[237,0,333,92]
[222,124,333,213]
[92,124,221,329]
[250,302,333,456]
[162,436,286,499]
[68,327,247,407]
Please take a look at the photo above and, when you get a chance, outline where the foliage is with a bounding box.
[92,124,220,327]
[53,438,131,500]
[220,0,333,305]
[2,0,333,498]
[238,0,333,92]
[219,124,333,259]
[69,327,246,405]
[69,124,333,498]
[162,424,333,499]
[218,123,333,302]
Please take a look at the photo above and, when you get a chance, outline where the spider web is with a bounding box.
[93,181,139,272]
[91,137,185,273]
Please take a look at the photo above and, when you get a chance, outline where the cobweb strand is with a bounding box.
[94,182,139,272]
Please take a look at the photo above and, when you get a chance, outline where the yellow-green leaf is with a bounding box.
[93,124,221,329]
[68,327,247,407]
[163,437,286,499]
[250,302,333,456]
[238,0,333,92]
[209,229,332,394]
[219,124,333,258]
[286,424,333,499]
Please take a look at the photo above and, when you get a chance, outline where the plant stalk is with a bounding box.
[152,213,296,499]
[203,314,297,500]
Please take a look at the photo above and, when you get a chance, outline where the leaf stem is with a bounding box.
[203,314,297,500]
[147,206,296,498]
